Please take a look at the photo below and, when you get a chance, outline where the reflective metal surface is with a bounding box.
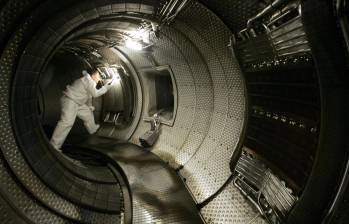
[78,136,204,224]
[0,0,348,223]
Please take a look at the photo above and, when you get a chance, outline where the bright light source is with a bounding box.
[125,39,143,51]
[110,68,121,79]
[128,29,150,44]
[91,51,102,58]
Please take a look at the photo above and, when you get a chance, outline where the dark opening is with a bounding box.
[143,66,177,125]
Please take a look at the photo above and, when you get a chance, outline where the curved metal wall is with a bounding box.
[0,0,157,223]
[122,2,247,205]
[3,0,348,223]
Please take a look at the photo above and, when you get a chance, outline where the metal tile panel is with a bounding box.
[201,184,267,224]
[198,0,262,34]
[126,1,246,205]
[174,1,246,203]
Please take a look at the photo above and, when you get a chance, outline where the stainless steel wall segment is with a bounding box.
[0,0,159,223]
[2,0,348,223]
[174,2,246,204]
[0,8,117,223]
[107,1,249,221]
[201,184,267,224]
[12,1,132,214]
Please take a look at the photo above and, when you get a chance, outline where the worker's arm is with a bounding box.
[85,75,111,98]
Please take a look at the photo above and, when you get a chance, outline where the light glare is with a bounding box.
[128,30,150,44]
[125,39,143,51]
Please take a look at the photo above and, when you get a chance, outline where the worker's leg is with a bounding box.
[77,104,100,134]
[50,97,78,150]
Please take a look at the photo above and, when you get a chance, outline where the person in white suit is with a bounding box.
[50,68,116,150]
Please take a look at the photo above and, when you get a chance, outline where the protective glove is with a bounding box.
[96,80,105,89]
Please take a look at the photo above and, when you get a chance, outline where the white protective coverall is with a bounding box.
[50,73,114,150]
